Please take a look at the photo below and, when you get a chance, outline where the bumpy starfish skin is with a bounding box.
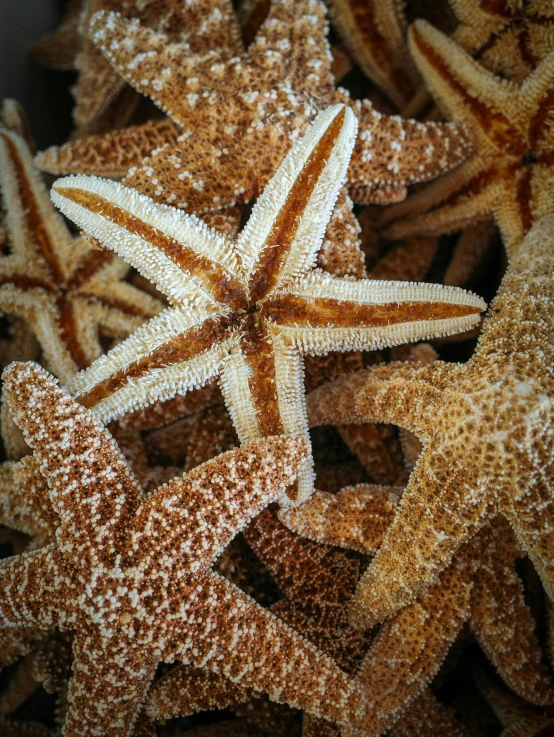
[0,721,52,737]
[51,106,484,505]
[389,689,469,737]
[450,0,554,84]
[0,361,372,736]
[0,126,161,384]
[380,21,554,255]
[306,214,554,627]
[37,0,472,211]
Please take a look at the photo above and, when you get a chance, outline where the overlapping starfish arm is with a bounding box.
[0,719,53,737]
[30,0,84,71]
[389,688,470,737]
[0,626,49,670]
[0,651,40,716]
[0,462,49,544]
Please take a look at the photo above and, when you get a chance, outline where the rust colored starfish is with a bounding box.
[380,21,554,256]
[51,106,484,505]
[306,214,554,627]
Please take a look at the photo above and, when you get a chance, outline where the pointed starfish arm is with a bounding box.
[165,570,359,726]
[237,105,357,292]
[279,484,401,553]
[267,273,485,352]
[51,175,241,305]
[133,436,309,572]
[3,362,144,560]
[0,545,66,628]
[146,665,251,720]
[63,631,157,737]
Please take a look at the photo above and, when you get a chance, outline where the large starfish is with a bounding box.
[379,21,554,255]
[0,120,161,384]
[36,0,472,210]
[305,213,554,626]
[0,361,375,737]
[51,105,484,504]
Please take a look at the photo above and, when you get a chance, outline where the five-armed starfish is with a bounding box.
[304,213,554,626]
[380,21,554,255]
[0,119,161,384]
[0,361,373,737]
[51,105,484,504]
[37,0,471,210]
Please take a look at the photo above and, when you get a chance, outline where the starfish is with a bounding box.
[31,0,84,71]
[0,119,162,384]
[450,0,554,84]
[0,360,374,737]
[36,0,472,211]
[305,213,554,627]
[379,21,554,256]
[51,105,484,505]
[388,689,470,737]
[0,720,52,737]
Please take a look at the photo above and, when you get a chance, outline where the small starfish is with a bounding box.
[0,120,161,384]
[0,361,371,736]
[51,105,484,504]
[450,0,554,84]
[379,21,554,255]
[37,0,472,210]
[305,213,554,626]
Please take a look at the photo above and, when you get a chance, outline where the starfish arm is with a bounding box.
[134,436,308,573]
[146,665,252,720]
[73,36,128,127]
[318,188,365,279]
[3,362,145,562]
[469,521,553,705]
[444,220,498,287]
[120,383,221,431]
[51,176,241,304]
[165,570,358,726]
[0,131,74,280]
[63,630,157,737]
[0,545,66,628]
[79,281,163,328]
[268,273,485,355]
[35,119,181,178]
[0,719,53,737]
[339,423,406,484]
[30,0,83,70]
[279,484,401,553]
[66,307,232,423]
[0,459,54,544]
[0,652,40,714]
[237,105,357,292]
[350,100,473,197]
[390,688,470,737]
[0,626,49,670]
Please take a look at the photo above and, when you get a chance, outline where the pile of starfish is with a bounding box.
[0,0,552,735]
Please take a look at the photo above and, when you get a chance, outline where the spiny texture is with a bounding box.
[306,214,554,627]
[51,105,484,506]
[380,20,554,255]
[0,361,371,737]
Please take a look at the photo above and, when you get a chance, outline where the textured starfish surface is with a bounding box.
[306,214,554,627]
[37,0,472,211]
[51,105,484,505]
[380,21,554,255]
[0,361,377,737]
[31,0,85,71]
[450,0,554,84]
[0,120,161,384]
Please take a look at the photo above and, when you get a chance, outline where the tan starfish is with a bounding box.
[0,119,161,384]
[379,21,554,256]
[305,213,554,627]
[450,0,554,84]
[36,0,472,211]
[51,105,484,505]
[0,361,374,736]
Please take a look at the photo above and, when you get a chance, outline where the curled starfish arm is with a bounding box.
[3,362,145,561]
[64,630,157,737]
[166,570,358,726]
[133,436,308,572]
[279,484,401,553]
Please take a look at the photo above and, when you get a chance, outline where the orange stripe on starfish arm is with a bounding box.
[55,297,91,371]
[529,86,554,150]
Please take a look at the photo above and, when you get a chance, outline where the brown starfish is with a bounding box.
[305,213,554,627]
[51,106,484,505]
[379,21,554,255]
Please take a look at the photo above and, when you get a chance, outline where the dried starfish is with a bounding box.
[450,0,554,84]
[380,21,554,255]
[31,0,84,71]
[37,0,472,211]
[0,122,161,384]
[51,106,484,505]
[0,361,372,736]
[306,213,554,627]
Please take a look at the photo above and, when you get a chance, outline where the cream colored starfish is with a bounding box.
[305,213,554,627]
[51,105,484,505]
[380,21,554,256]
[0,120,161,384]
[37,0,472,210]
